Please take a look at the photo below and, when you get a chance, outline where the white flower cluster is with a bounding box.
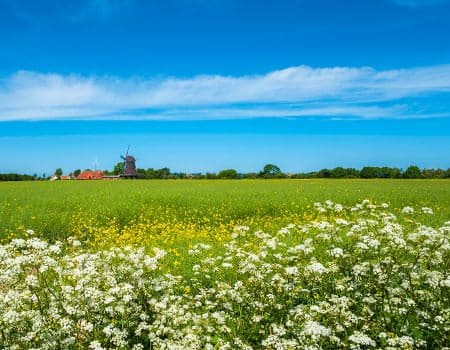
[0,241,166,349]
[0,201,449,349]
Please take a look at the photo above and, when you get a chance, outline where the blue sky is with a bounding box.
[1,0,450,174]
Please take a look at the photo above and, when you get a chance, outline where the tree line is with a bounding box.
[1,164,450,181]
[103,164,450,179]
[291,165,450,179]
[0,173,37,181]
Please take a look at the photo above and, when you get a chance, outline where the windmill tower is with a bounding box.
[120,146,137,178]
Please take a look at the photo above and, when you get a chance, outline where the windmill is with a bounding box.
[119,146,137,178]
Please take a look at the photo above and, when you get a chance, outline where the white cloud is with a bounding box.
[1,64,450,121]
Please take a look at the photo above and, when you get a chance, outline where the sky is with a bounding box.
[1,0,450,174]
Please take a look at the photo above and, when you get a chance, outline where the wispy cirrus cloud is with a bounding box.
[1,64,450,121]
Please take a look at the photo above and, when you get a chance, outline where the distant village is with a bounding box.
[51,152,138,181]
[1,148,449,181]
[49,161,450,181]
[51,170,116,181]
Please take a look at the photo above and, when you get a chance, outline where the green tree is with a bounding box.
[420,168,447,178]
[380,167,401,178]
[73,169,81,177]
[218,169,238,179]
[136,168,147,178]
[54,168,63,177]
[330,167,345,178]
[446,168,450,178]
[360,167,381,178]
[344,168,361,178]
[404,165,421,179]
[157,168,171,179]
[0,173,36,181]
[260,164,282,178]
[244,172,258,179]
[145,168,157,179]
[205,172,218,179]
[112,162,124,175]
[318,169,332,178]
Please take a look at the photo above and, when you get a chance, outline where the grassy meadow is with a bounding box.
[1,179,450,348]
[1,179,450,247]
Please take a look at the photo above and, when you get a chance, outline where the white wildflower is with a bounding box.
[302,320,332,338]
[89,341,106,350]
[306,261,327,275]
[349,331,376,347]
[421,207,433,214]
[402,206,414,214]
[328,247,344,258]
[25,274,39,287]
[285,266,299,276]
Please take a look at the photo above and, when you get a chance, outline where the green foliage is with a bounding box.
[329,166,346,178]
[404,165,422,178]
[218,169,238,179]
[360,166,380,178]
[136,167,171,179]
[205,172,218,179]
[112,162,124,175]
[260,164,282,178]
[0,173,36,181]
[359,166,403,179]
[380,166,402,178]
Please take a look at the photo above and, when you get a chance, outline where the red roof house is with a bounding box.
[76,170,104,180]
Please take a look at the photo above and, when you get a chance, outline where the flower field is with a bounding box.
[1,179,450,247]
[0,180,450,349]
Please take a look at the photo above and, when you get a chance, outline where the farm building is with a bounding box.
[76,170,104,180]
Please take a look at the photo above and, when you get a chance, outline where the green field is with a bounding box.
[1,179,449,348]
[1,179,449,244]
